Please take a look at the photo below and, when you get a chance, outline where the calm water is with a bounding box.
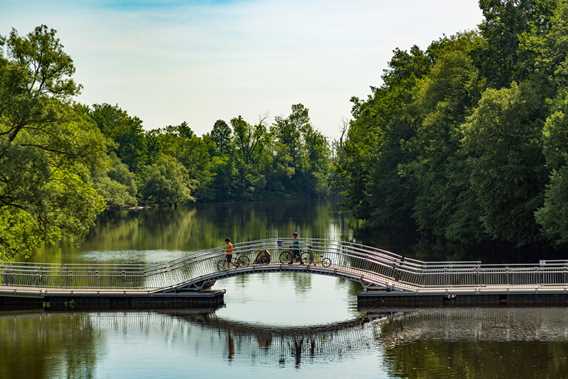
[3,201,568,378]
[31,200,354,264]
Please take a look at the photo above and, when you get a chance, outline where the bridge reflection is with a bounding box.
[2,307,568,378]
[86,310,389,367]
[174,312,388,367]
[58,307,568,365]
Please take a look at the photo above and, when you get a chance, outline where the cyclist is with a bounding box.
[225,238,234,267]
[289,232,304,264]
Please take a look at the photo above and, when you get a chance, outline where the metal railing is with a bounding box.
[2,238,568,293]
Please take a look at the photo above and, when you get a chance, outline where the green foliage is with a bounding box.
[461,82,546,243]
[146,122,213,198]
[0,26,107,259]
[0,25,332,260]
[537,91,568,243]
[270,104,330,196]
[475,0,556,87]
[88,104,147,171]
[139,155,193,207]
[536,167,568,244]
[230,116,270,198]
[210,119,232,155]
[336,46,430,227]
[336,0,568,250]
[84,102,331,205]
[404,34,483,242]
[94,153,138,210]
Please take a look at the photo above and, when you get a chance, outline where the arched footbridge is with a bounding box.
[2,238,568,297]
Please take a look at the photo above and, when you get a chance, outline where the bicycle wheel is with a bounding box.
[321,257,332,268]
[301,252,312,264]
[237,255,250,267]
[216,259,227,271]
[279,251,292,264]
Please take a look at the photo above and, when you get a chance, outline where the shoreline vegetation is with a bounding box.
[1,0,568,261]
[335,0,568,257]
[0,26,332,260]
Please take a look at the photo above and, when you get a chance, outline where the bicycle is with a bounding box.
[216,252,251,271]
[279,249,302,264]
[300,251,332,268]
[278,249,331,268]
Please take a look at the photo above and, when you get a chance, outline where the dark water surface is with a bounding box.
[2,201,567,378]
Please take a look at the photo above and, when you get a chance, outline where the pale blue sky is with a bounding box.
[1,0,483,138]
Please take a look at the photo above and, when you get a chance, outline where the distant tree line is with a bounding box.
[335,0,568,250]
[4,0,568,261]
[0,26,331,259]
[87,102,330,206]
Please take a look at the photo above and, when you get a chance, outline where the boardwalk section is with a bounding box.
[2,238,568,307]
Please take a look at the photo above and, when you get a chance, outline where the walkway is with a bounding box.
[2,238,568,297]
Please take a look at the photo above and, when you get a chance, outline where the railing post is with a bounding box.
[476,265,480,286]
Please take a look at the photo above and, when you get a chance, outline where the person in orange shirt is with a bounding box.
[224,238,234,267]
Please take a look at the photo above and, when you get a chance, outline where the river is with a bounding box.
[2,200,568,378]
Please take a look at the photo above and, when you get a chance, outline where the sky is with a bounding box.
[1,0,483,138]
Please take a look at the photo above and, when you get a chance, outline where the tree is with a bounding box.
[0,26,107,259]
[303,125,331,195]
[271,104,331,196]
[405,34,485,243]
[333,0,568,252]
[536,92,568,244]
[230,116,270,198]
[210,119,232,155]
[338,46,430,228]
[94,153,138,210]
[0,25,80,143]
[461,82,547,243]
[139,155,193,207]
[474,0,556,88]
[89,104,147,171]
[146,122,220,201]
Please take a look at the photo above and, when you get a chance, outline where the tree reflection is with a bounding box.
[31,200,354,263]
[0,313,102,379]
[4,308,568,377]
[377,308,568,379]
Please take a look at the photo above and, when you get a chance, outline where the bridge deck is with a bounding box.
[2,238,568,306]
[3,262,568,296]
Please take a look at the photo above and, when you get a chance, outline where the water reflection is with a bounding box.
[212,273,361,326]
[31,200,353,264]
[376,308,568,379]
[0,312,102,379]
[174,312,383,368]
[3,308,568,378]
[378,308,568,344]
[13,200,568,378]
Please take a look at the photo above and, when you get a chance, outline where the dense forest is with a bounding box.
[0,26,331,259]
[2,0,568,261]
[335,0,568,252]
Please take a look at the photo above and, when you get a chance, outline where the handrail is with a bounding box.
[2,238,568,292]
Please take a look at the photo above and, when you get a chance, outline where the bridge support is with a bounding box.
[0,290,225,311]
[169,280,217,292]
[357,290,568,307]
